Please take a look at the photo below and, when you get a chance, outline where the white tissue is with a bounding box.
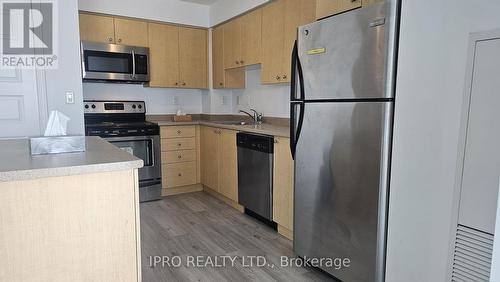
[44,110,70,136]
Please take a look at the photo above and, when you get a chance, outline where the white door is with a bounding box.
[0,0,47,138]
[0,69,46,138]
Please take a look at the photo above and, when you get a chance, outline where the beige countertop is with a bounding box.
[151,119,290,138]
[0,136,143,182]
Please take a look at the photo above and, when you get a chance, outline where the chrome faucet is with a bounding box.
[239,109,263,124]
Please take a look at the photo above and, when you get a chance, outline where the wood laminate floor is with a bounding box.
[140,192,336,282]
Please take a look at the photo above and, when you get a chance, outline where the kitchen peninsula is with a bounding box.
[0,137,143,282]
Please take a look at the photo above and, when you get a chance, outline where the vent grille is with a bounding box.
[452,225,494,282]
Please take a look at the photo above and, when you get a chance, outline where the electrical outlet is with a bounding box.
[65,91,74,104]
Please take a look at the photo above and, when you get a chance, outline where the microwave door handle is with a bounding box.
[131,50,136,79]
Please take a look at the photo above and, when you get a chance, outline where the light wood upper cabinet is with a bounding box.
[212,26,245,89]
[147,23,208,89]
[273,137,295,237]
[316,0,362,20]
[114,18,149,47]
[201,127,220,191]
[223,19,242,69]
[218,129,238,202]
[148,23,179,88]
[79,14,148,47]
[223,9,262,69]
[240,9,263,66]
[262,0,316,84]
[179,27,208,89]
[212,26,225,88]
[261,0,286,84]
[79,14,115,44]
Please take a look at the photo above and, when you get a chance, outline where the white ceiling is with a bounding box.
[180,0,218,5]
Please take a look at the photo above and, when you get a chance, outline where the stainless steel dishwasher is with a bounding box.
[237,132,274,221]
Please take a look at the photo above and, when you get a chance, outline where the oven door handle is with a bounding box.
[132,50,136,79]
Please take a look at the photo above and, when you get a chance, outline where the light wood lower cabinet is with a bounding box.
[160,125,201,195]
[218,129,238,202]
[273,137,295,240]
[200,126,238,203]
[0,170,141,281]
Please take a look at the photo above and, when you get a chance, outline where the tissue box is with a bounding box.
[30,136,86,155]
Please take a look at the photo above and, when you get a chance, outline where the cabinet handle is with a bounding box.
[276,75,281,80]
[108,37,113,42]
[177,143,182,147]
[177,130,181,135]
[282,75,287,80]
[117,38,122,43]
[182,82,186,86]
[178,173,182,177]
[175,82,179,86]
[240,60,244,64]
[178,155,182,159]
[219,82,223,86]
[274,139,279,144]
[235,61,240,65]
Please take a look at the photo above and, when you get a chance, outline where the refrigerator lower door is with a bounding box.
[297,2,398,100]
[294,101,393,282]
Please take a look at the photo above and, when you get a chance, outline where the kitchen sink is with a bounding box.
[211,121,249,126]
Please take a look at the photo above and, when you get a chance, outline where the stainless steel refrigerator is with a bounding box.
[290,2,399,281]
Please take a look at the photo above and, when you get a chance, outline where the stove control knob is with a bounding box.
[138,105,142,109]
[84,105,89,109]
[91,104,96,109]
[132,104,137,109]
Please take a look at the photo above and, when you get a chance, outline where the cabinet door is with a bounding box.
[219,129,238,202]
[79,14,115,44]
[282,0,317,83]
[240,9,262,66]
[114,18,149,47]
[212,25,225,88]
[261,0,286,84]
[147,23,180,88]
[223,19,242,69]
[273,137,295,232]
[316,0,361,20]
[200,127,220,191]
[179,27,208,89]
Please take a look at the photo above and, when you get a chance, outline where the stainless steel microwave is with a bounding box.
[81,41,150,83]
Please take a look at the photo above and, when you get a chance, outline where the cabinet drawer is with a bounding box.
[161,137,196,151]
[161,126,196,138]
[162,161,197,188]
[162,150,197,164]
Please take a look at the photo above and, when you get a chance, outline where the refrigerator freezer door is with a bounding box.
[294,101,393,282]
[298,3,395,100]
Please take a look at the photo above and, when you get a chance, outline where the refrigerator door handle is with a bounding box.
[290,102,305,160]
[290,40,306,102]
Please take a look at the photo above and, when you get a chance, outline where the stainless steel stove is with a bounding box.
[84,100,162,202]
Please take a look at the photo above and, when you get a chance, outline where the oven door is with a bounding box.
[105,135,161,182]
[81,41,150,82]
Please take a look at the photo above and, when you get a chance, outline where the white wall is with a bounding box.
[232,66,290,118]
[386,1,500,281]
[209,0,269,26]
[44,0,85,135]
[78,0,210,27]
[83,83,202,115]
